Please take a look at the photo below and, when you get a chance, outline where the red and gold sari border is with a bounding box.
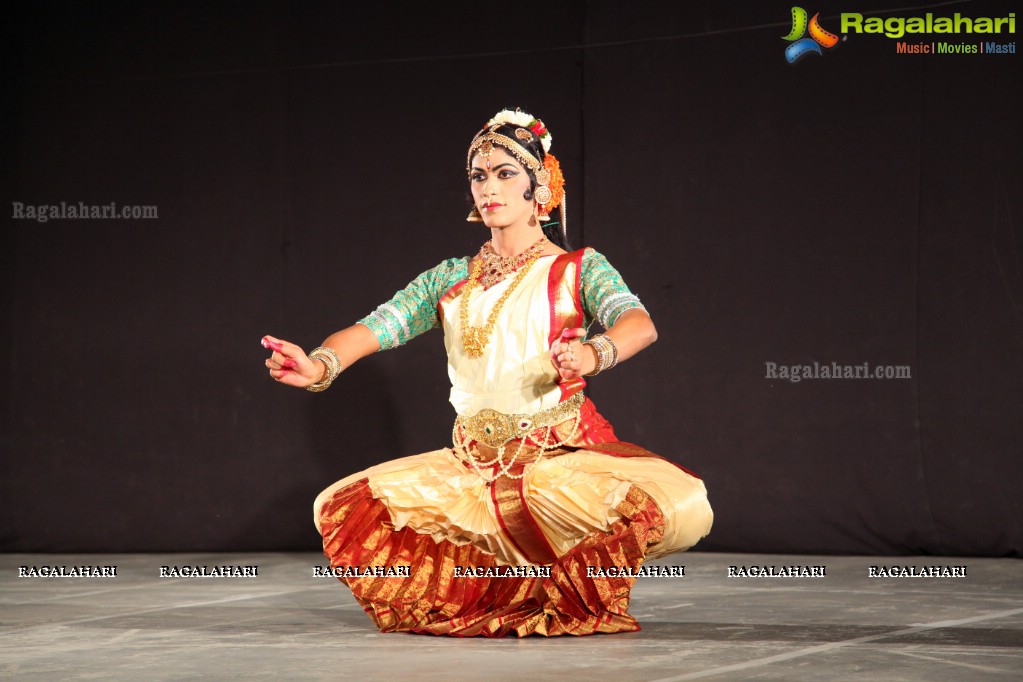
[318,477,668,636]
[547,250,586,402]
[490,464,559,565]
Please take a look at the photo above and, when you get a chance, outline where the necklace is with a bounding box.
[460,237,547,359]
[476,239,544,290]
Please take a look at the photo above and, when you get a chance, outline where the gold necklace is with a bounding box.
[477,239,543,289]
[460,238,547,358]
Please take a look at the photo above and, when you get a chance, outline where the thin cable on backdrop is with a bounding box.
[71,0,976,83]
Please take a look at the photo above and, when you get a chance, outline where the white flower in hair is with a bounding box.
[486,108,553,153]
[488,109,533,128]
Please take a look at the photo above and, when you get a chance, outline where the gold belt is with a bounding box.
[455,393,584,449]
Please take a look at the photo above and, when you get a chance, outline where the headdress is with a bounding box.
[467,108,566,230]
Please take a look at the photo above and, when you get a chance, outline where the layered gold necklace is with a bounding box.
[460,237,548,359]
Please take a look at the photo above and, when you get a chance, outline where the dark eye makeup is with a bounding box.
[470,168,520,183]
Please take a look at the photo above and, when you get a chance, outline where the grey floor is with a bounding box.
[2,552,1021,681]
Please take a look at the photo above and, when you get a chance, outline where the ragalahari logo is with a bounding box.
[783,7,840,63]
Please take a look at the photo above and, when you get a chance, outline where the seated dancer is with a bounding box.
[263,108,713,636]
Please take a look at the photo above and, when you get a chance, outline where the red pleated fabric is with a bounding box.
[319,479,667,637]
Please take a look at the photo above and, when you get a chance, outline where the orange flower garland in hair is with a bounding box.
[543,154,565,212]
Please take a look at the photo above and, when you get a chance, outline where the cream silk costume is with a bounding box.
[315,247,713,636]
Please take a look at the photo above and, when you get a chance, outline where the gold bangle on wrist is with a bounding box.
[582,334,618,376]
[306,346,342,392]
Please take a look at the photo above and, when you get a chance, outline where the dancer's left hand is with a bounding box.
[551,328,593,380]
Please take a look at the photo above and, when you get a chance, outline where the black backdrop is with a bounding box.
[3,0,1020,556]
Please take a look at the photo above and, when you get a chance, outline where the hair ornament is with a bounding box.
[486,108,552,153]
[536,154,565,221]
[467,133,541,173]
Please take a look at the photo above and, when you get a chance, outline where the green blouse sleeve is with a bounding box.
[357,257,468,350]
[580,247,648,328]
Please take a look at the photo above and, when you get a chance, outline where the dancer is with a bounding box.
[263,108,713,636]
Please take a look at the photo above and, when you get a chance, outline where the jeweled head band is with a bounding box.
[466,130,542,174]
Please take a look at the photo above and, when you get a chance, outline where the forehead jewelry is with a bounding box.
[467,134,538,174]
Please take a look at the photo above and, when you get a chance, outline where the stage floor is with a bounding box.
[2,552,1021,680]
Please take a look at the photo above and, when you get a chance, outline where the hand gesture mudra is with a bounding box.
[550,327,591,380]
[262,335,325,388]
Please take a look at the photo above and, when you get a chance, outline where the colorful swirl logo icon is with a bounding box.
[782,7,839,63]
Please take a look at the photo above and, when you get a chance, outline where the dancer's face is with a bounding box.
[469,147,535,229]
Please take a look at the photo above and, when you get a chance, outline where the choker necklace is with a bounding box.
[476,238,547,290]
[460,237,548,358]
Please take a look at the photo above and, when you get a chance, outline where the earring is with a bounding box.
[534,168,552,220]
[534,186,552,221]
[467,207,483,222]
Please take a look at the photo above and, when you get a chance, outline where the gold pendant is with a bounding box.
[463,327,488,358]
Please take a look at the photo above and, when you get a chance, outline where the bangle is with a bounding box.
[306,347,342,392]
[582,334,618,376]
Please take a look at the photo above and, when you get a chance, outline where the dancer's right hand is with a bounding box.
[262,335,324,388]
